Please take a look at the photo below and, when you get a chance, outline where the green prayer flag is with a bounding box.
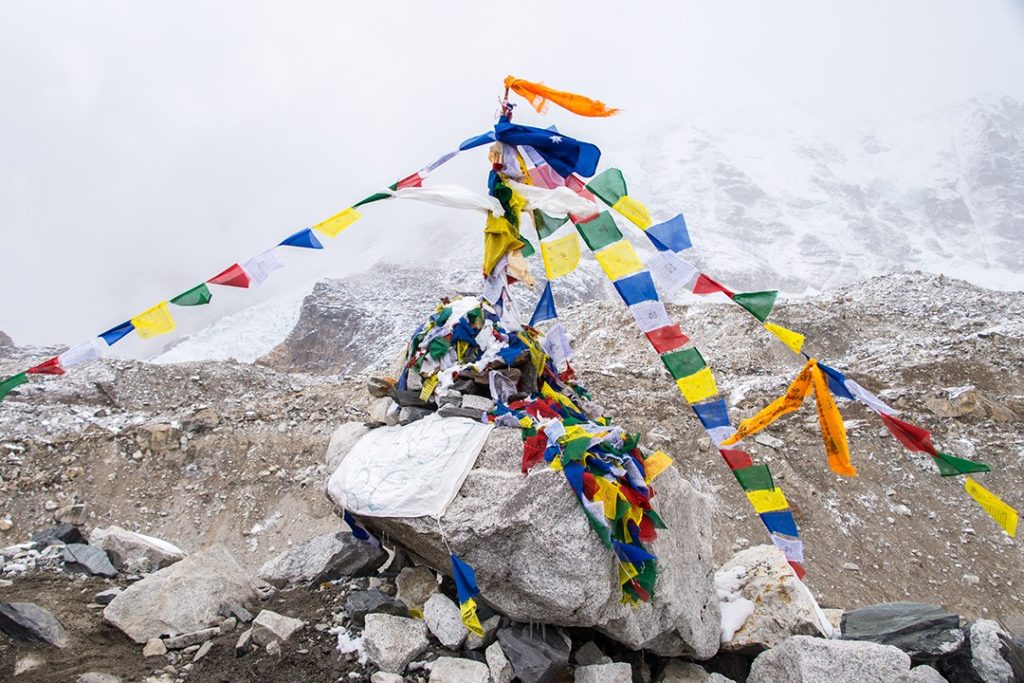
[635,560,657,597]
[646,509,667,529]
[0,372,28,402]
[562,437,590,463]
[170,283,212,307]
[427,337,451,360]
[533,210,568,240]
[518,236,536,258]
[585,168,627,206]
[353,182,398,208]
[661,347,708,380]
[733,290,778,322]
[575,212,623,251]
[614,497,631,522]
[934,451,991,476]
[733,464,775,491]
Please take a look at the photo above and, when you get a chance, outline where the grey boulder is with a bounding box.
[747,635,916,683]
[841,602,963,658]
[0,602,68,648]
[343,589,408,626]
[936,619,1023,683]
[428,656,490,683]
[63,543,118,578]
[88,526,186,573]
[251,609,305,646]
[423,593,467,649]
[496,622,572,683]
[363,613,430,673]
[103,544,256,643]
[575,662,633,682]
[331,425,720,657]
[30,523,86,548]
[257,530,386,588]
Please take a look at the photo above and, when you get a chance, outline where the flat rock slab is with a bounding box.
[428,656,490,683]
[257,531,386,588]
[0,602,68,648]
[89,526,185,573]
[363,613,429,674]
[343,589,407,626]
[63,543,118,578]
[103,544,256,643]
[30,523,86,548]
[575,662,633,682]
[251,609,305,646]
[748,635,915,683]
[496,622,572,683]
[841,602,963,657]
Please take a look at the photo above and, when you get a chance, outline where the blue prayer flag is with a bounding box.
[692,399,731,430]
[450,553,480,605]
[760,510,799,537]
[99,321,134,346]
[563,461,585,497]
[818,362,856,401]
[459,131,495,151]
[613,272,658,306]
[279,228,323,250]
[613,541,657,564]
[343,511,371,542]
[646,214,692,253]
[493,118,600,178]
[529,282,557,326]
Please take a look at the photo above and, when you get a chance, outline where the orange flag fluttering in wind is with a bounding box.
[504,76,620,117]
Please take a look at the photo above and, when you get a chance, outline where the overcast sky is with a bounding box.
[2,1,1023,347]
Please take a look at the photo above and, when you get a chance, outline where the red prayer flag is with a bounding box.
[720,449,754,470]
[638,515,657,542]
[693,274,735,298]
[788,560,806,580]
[395,172,424,190]
[27,357,64,376]
[529,164,564,190]
[879,413,938,456]
[208,263,251,288]
[582,471,599,499]
[564,174,600,223]
[521,432,548,474]
[645,325,690,354]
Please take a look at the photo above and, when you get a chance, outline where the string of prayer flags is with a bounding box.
[26,357,63,376]
[764,322,805,354]
[170,283,213,307]
[503,76,620,118]
[208,264,250,289]
[530,282,557,326]
[450,553,485,636]
[130,301,176,340]
[279,228,323,250]
[99,321,134,346]
[0,373,28,401]
[732,291,778,323]
[964,478,1019,538]
[313,207,361,237]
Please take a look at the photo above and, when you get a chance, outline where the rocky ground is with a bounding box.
[0,269,1022,681]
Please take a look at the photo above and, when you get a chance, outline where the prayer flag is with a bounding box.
[59,339,103,368]
[99,321,134,346]
[533,211,569,240]
[817,363,856,401]
[645,324,689,354]
[27,357,63,376]
[693,399,731,431]
[661,347,707,381]
[964,478,1018,537]
[734,464,775,491]
[541,322,573,368]
[611,196,653,229]
[313,207,361,237]
[647,252,700,297]
[933,451,990,477]
[733,291,778,322]
[585,168,627,206]
[494,117,600,179]
[503,76,620,117]
[693,273,734,297]
[629,301,672,333]
[760,510,799,537]
[642,451,673,482]
[243,250,284,288]
[879,413,937,456]
[208,263,250,288]
[613,271,658,306]
[131,301,176,339]
[530,282,557,326]
[675,367,718,403]
[811,362,856,477]
[646,214,692,252]
[342,510,375,544]
[279,228,323,249]
[484,214,526,276]
[575,212,622,251]
[449,553,485,636]
[846,380,898,415]
[747,488,789,513]
[595,240,644,281]
[540,230,581,280]
[771,535,805,563]
[395,171,423,190]
[720,449,754,470]
[170,283,212,307]
[0,373,28,401]
[722,360,814,445]
[764,322,805,354]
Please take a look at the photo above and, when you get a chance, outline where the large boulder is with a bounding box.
[747,635,920,683]
[257,530,387,588]
[841,602,963,659]
[327,424,720,657]
[717,545,832,652]
[88,526,186,573]
[103,544,256,643]
[0,603,68,648]
[936,619,1024,683]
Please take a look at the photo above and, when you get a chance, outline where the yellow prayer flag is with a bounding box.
[549,455,564,472]
[483,213,525,276]
[643,451,673,482]
[541,382,579,412]
[594,239,643,281]
[540,230,581,280]
[721,360,814,445]
[624,503,643,528]
[131,301,176,339]
[313,207,361,237]
[611,195,653,229]
[965,478,1019,537]
[593,478,622,519]
[746,487,789,513]
[408,608,424,620]
[419,375,438,402]
[811,362,857,477]
[618,561,639,584]
[764,322,805,354]
[460,599,486,637]
[675,367,718,404]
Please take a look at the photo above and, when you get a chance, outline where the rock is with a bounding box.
[368,377,395,399]
[76,674,122,683]
[257,531,387,588]
[841,562,860,571]
[344,589,407,626]
[30,523,86,548]
[326,423,371,473]
[193,640,213,661]
[717,545,831,652]
[575,662,633,682]
[429,656,490,682]
[95,588,122,605]
[399,406,435,424]
[396,566,439,611]
[63,543,118,577]
[903,665,948,682]
[574,640,612,666]
[164,627,218,649]
[235,628,253,656]
[14,654,44,676]
[329,427,720,656]
[265,640,282,657]
[496,622,571,683]
[936,619,1023,683]
[438,405,489,420]
[368,397,399,426]
[747,635,914,683]
[251,610,305,646]
[657,660,725,682]
[54,503,87,526]
[363,613,430,673]
[219,602,253,623]
[143,637,167,656]
[841,602,963,658]
[821,608,844,632]
[465,614,501,650]
[753,433,785,450]
[371,673,405,683]
[103,544,256,643]
[461,394,495,412]
[88,526,186,573]
[486,641,515,683]
[183,407,220,433]
[423,593,467,649]
[0,602,67,648]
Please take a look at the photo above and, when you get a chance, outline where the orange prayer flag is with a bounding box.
[810,362,857,477]
[721,360,814,445]
[504,76,620,118]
